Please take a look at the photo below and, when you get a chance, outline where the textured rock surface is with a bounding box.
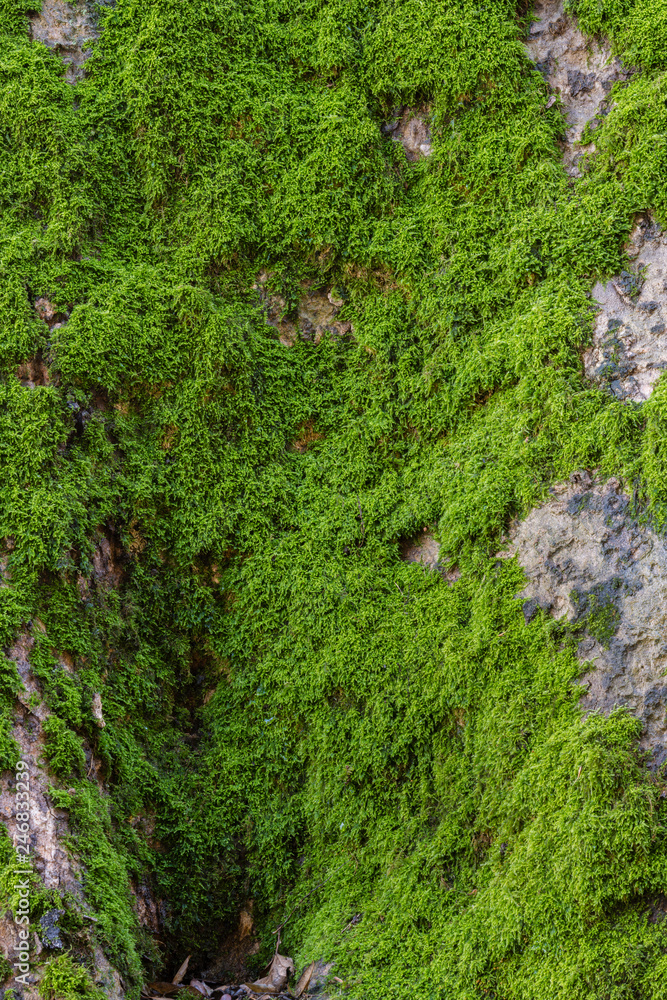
[525,0,626,176]
[400,532,442,571]
[0,628,130,996]
[2,632,85,899]
[399,531,461,582]
[584,218,667,401]
[255,274,352,347]
[382,106,432,161]
[200,905,261,982]
[30,0,102,83]
[508,474,667,764]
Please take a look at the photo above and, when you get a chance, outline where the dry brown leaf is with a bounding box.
[173,957,191,985]
[189,983,212,998]
[246,951,295,994]
[294,961,315,999]
[147,985,180,997]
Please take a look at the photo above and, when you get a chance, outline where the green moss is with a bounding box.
[42,717,86,779]
[38,953,104,1000]
[0,955,12,984]
[570,580,624,647]
[2,0,667,996]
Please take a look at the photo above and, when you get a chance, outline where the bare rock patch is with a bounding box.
[506,473,667,764]
[30,0,102,83]
[381,106,432,161]
[16,354,50,390]
[526,0,626,176]
[584,218,667,402]
[0,633,89,983]
[255,274,352,347]
[399,531,461,582]
[0,626,157,994]
[400,532,441,571]
[200,904,261,983]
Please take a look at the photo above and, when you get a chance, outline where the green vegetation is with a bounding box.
[39,953,105,1000]
[570,579,624,646]
[2,0,667,996]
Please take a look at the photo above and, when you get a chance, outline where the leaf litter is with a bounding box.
[143,953,319,1000]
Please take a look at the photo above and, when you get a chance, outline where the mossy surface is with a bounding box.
[3,0,667,996]
[38,952,105,1000]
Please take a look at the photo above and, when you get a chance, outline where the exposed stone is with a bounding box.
[39,909,64,950]
[0,629,138,997]
[382,107,431,161]
[400,531,461,582]
[584,217,667,402]
[30,0,101,84]
[200,904,261,982]
[28,298,67,392]
[91,692,105,728]
[506,473,667,764]
[92,534,124,589]
[130,880,160,935]
[16,355,50,390]
[525,0,627,176]
[308,960,335,995]
[255,274,352,347]
[77,531,126,600]
[33,297,70,331]
[400,532,441,571]
[2,633,84,896]
[0,634,85,980]
[92,942,125,1000]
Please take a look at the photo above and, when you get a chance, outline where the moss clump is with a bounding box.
[38,953,104,1000]
[570,579,624,647]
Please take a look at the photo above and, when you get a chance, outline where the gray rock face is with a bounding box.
[525,0,626,176]
[30,0,102,83]
[584,218,667,402]
[507,474,667,764]
[39,909,64,950]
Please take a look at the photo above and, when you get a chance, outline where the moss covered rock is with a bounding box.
[4,0,667,997]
